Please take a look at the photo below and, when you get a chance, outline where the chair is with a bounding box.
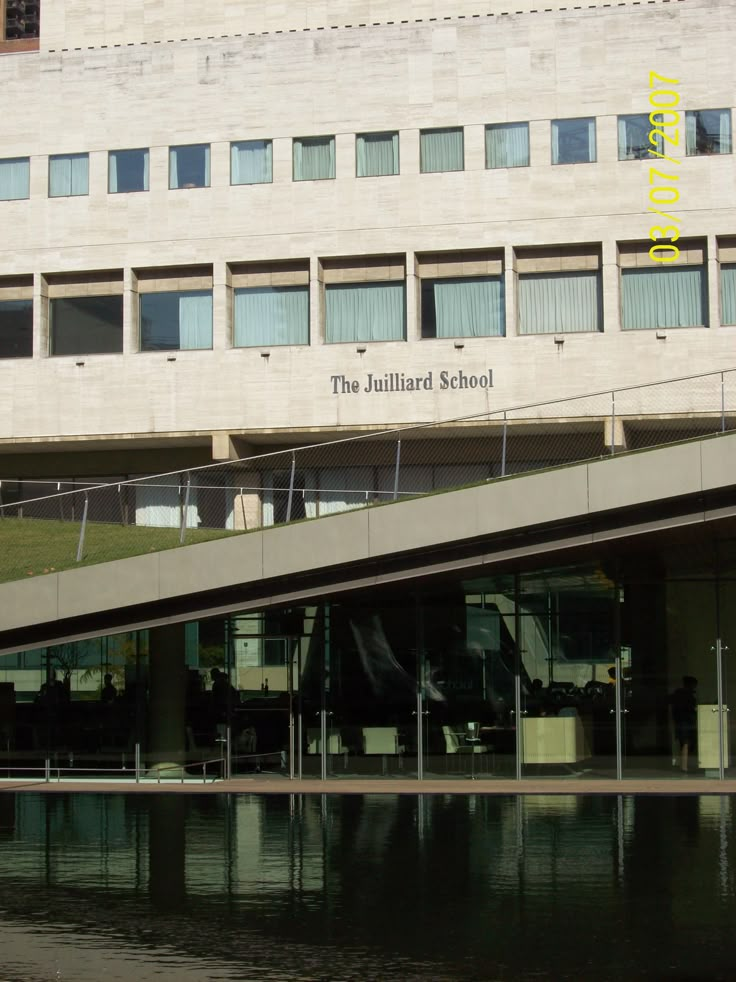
[306,728,348,769]
[457,721,493,777]
[362,726,404,774]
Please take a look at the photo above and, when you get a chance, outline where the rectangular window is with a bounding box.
[109,149,149,193]
[721,265,736,325]
[621,267,707,329]
[49,153,89,197]
[618,115,662,160]
[551,118,596,164]
[50,295,124,355]
[0,157,29,200]
[231,140,272,185]
[356,132,399,177]
[169,144,210,189]
[234,287,309,347]
[325,282,405,343]
[0,299,32,357]
[140,291,213,350]
[420,128,464,173]
[685,110,732,156]
[421,278,505,338]
[518,272,602,334]
[293,136,335,181]
[485,123,529,169]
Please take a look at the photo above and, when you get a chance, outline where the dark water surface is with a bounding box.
[0,792,733,980]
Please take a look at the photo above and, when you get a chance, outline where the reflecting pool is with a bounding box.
[0,792,734,980]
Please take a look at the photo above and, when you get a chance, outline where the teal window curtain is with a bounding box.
[178,293,213,349]
[420,128,464,173]
[293,137,335,181]
[231,140,273,185]
[356,132,399,177]
[135,480,199,529]
[519,272,602,334]
[0,157,30,200]
[621,267,706,329]
[485,124,529,168]
[618,115,661,159]
[721,265,736,325]
[169,145,210,189]
[109,149,149,193]
[325,282,405,342]
[49,154,89,197]
[433,278,505,337]
[234,286,309,346]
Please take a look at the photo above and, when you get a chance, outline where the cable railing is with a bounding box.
[0,367,734,584]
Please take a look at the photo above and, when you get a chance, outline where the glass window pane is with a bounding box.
[518,272,602,333]
[231,140,273,185]
[621,267,707,329]
[49,153,89,196]
[420,128,464,173]
[325,282,405,343]
[108,149,149,193]
[0,157,30,200]
[356,132,399,177]
[551,118,596,164]
[293,137,336,181]
[234,286,309,346]
[618,115,661,160]
[721,265,736,326]
[0,299,32,357]
[169,144,211,189]
[50,295,123,355]
[421,277,505,338]
[485,123,529,168]
[140,291,213,350]
[685,110,732,155]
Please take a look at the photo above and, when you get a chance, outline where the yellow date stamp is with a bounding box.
[648,72,681,263]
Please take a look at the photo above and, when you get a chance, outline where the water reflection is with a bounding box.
[0,792,734,980]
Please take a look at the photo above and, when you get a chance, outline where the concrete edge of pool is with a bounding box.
[1,776,735,795]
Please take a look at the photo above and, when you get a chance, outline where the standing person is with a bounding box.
[670,675,698,773]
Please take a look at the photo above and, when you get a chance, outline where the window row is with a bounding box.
[0,109,731,200]
[1,245,734,357]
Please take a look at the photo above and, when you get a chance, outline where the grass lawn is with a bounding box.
[0,517,241,585]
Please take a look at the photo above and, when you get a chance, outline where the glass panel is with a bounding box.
[485,123,529,168]
[0,298,32,357]
[518,271,602,334]
[721,265,736,325]
[108,149,149,193]
[551,118,596,164]
[422,577,518,781]
[356,132,399,177]
[230,140,272,185]
[169,144,210,189]
[421,276,505,338]
[621,266,707,329]
[293,137,335,181]
[50,295,123,355]
[0,157,30,200]
[233,286,309,346]
[420,128,464,173]
[49,153,89,196]
[518,565,618,780]
[618,114,662,160]
[686,109,732,155]
[140,290,213,351]
[325,281,405,343]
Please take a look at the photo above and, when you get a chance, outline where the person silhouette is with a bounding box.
[670,675,698,773]
[101,673,117,704]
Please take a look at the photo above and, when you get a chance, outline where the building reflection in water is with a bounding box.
[0,793,734,980]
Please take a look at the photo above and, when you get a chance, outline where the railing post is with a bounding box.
[135,742,140,783]
[75,491,89,562]
[44,758,50,782]
[610,391,616,456]
[721,372,726,433]
[393,438,402,501]
[286,452,296,523]
[501,412,508,477]
[179,472,191,545]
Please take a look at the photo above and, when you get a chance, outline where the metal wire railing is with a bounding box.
[1,367,734,583]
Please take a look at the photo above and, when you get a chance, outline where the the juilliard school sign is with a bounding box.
[330,369,493,395]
